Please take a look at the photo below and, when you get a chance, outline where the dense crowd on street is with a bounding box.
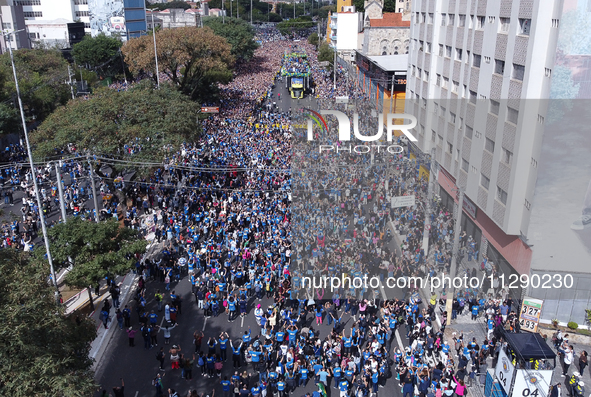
[0,26,555,397]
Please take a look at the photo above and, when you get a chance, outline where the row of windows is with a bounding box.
[23,11,43,18]
[15,0,41,5]
[414,12,534,35]
[74,0,88,4]
[76,11,89,17]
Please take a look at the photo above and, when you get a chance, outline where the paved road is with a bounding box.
[95,81,413,397]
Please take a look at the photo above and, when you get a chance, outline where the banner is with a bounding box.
[519,297,544,333]
[511,370,553,397]
[495,349,515,395]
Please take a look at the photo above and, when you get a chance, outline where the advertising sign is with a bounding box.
[391,195,416,208]
[201,107,220,113]
[519,297,544,333]
[495,349,515,394]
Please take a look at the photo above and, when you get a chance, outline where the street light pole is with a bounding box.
[223,0,225,23]
[3,29,59,302]
[446,186,465,322]
[251,0,253,24]
[151,13,160,89]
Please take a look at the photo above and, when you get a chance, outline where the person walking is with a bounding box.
[563,346,574,377]
[169,345,181,370]
[153,373,164,397]
[157,347,166,370]
[579,351,588,376]
[126,327,136,347]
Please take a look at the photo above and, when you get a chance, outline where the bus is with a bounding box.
[281,47,311,99]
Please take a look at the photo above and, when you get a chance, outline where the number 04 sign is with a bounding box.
[519,297,544,333]
[511,370,553,397]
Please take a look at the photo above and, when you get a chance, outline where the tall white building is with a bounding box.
[15,0,90,30]
[406,0,564,299]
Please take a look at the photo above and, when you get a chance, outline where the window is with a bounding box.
[431,130,436,142]
[485,137,495,153]
[494,59,505,75]
[421,13,426,23]
[439,44,444,56]
[75,11,89,17]
[426,42,432,53]
[449,112,456,123]
[488,16,496,23]
[496,186,508,205]
[419,40,424,51]
[524,199,531,210]
[502,148,513,165]
[448,14,455,26]
[459,117,463,130]
[519,18,531,35]
[512,64,525,81]
[499,17,510,32]
[484,56,491,64]
[469,90,477,104]
[445,45,452,57]
[481,174,490,190]
[442,77,449,89]
[29,32,40,39]
[469,15,474,29]
[411,66,416,77]
[437,134,443,145]
[455,48,463,61]
[459,14,466,27]
[428,13,434,24]
[423,70,429,82]
[2,23,12,30]
[473,54,481,68]
[422,98,427,109]
[23,11,43,17]
[417,68,422,78]
[466,50,471,64]
[74,0,88,4]
[490,100,500,115]
[440,106,446,116]
[455,149,460,161]
[545,67,552,77]
[447,142,453,154]
[462,159,469,172]
[465,125,473,139]
[538,114,545,124]
[441,14,447,26]
[507,107,519,124]
[15,0,42,4]
[84,23,90,29]
[552,19,559,28]
[436,74,441,86]
[462,84,467,97]
[452,81,459,93]
[477,16,485,29]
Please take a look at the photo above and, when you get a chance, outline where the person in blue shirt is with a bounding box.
[298,365,309,387]
[218,332,229,362]
[221,376,232,396]
[471,303,480,320]
[231,341,243,368]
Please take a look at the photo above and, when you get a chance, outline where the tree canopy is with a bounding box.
[72,34,124,79]
[122,26,234,101]
[0,48,70,123]
[203,17,259,64]
[308,32,319,47]
[317,41,335,67]
[47,217,147,289]
[31,83,201,160]
[147,0,191,10]
[277,16,314,36]
[0,249,97,396]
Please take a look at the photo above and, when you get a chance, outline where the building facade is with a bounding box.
[362,0,410,56]
[0,1,30,51]
[406,0,563,301]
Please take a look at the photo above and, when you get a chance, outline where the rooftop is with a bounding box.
[369,12,410,27]
[367,54,409,72]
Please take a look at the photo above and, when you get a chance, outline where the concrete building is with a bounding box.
[0,0,30,51]
[147,8,200,29]
[329,8,363,62]
[361,0,410,57]
[406,0,591,324]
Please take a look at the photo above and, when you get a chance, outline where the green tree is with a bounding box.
[317,41,335,67]
[72,34,125,79]
[46,217,147,310]
[0,48,70,122]
[0,249,97,396]
[31,83,201,161]
[154,0,191,10]
[203,17,259,64]
[122,26,234,101]
[277,16,314,36]
[314,5,335,18]
[268,13,283,22]
[308,32,319,47]
[0,102,20,135]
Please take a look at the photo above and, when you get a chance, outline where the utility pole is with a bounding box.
[333,48,337,90]
[293,0,295,19]
[87,155,100,222]
[251,0,253,24]
[389,74,395,113]
[230,0,232,18]
[223,0,226,23]
[446,186,465,322]
[422,147,436,252]
[119,49,128,86]
[67,65,75,100]
[151,12,160,89]
[4,29,59,302]
[55,162,68,223]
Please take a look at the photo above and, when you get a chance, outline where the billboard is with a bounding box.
[89,0,126,38]
[519,298,544,333]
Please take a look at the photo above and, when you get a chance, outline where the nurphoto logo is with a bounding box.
[302,109,418,154]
